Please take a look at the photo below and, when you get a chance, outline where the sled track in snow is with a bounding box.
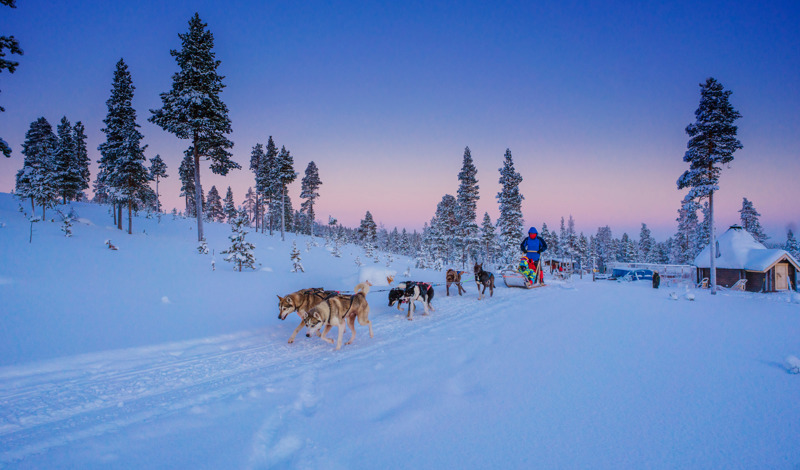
[0,285,553,463]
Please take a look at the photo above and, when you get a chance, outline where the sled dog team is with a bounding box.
[277,262,500,349]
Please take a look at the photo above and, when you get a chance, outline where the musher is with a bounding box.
[520,226,547,286]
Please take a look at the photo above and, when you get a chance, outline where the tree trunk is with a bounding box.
[309,202,314,237]
[155,177,160,214]
[128,200,133,235]
[30,197,35,218]
[254,194,259,231]
[193,135,204,242]
[280,189,286,241]
[709,190,717,295]
[118,204,123,230]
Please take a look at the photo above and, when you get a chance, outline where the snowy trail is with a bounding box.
[0,284,540,464]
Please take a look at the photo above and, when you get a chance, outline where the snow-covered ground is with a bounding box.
[1,193,799,469]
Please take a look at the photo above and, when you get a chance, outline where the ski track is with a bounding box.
[0,282,554,464]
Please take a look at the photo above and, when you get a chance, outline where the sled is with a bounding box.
[501,270,546,289]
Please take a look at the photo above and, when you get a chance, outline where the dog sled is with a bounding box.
[501,270,545,289]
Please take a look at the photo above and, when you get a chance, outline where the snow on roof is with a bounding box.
[694,225,800,271]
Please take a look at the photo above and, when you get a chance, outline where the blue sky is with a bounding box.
[1,0,798,241]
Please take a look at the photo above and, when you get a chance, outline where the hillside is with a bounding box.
[1,193,799,469]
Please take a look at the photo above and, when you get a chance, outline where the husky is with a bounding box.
[389,281,434,320]
[304,286,373,350]
[445,269,466,296]
[354,280,372,295]
[277,287,336,343]
[473,263,495,300]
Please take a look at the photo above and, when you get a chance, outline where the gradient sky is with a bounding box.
[1,0,799,241]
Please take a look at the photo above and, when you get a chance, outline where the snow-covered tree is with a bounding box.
[677,77,742,294]
[149,13,239,242]
[258,136,279,234]
[496,148,524,266]
[0,0,23,158]
[205,185,224,222]
[456,146,480,263]
[594,226,613,272]
[99,58,149,234]
[672,199,701,264]
[223,186,237,222]
[249,142,265,231]
[178,151,198,216]
[52,116,83,204]
[739,197,768,244]
[273,146,296,241]
[429,194,459,264]
[480,212,497,263]
[638,223,655,263]
[148,154,168,213]
[784,229,800,261]
[15,117,57,218]
[221,210,256,271]
[72,122,91,199]
[242,186,256,225]
[300,161,322,236]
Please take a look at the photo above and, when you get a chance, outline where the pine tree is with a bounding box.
[242,187,256,225]
[480,212,496,263]
[149,13,239,242]
[52,116,82,204]
[223,186,237,222]
[205,185,224,222]
[178,151,197,216]
[429,194,459,264]
[99,58,149,234]
[273,146,297,240]
[638,223,655,263]
[258,136,279,234]
[15,117,57,218]
[784,229,800,261]
[300,161,322,236]
[148,154,168,213]
[290,241,304,272]
[221,210,256,271]
[72,122,90,199]
[739,197,768,244]
[496,148,524,266]
[677,77,742,294]
[0,0,23,158]
[595,226,613,272]
[249,142,265,231]
[673,199,700,264]
[456,146,480,263]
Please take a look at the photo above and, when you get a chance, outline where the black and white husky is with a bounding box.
[388,281,435,320]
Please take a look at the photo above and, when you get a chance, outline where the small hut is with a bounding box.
[694,225,799,292]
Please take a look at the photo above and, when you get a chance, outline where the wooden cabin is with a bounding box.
[694,225,799,292]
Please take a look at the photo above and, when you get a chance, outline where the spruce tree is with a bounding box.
[258,136,279,234]
[677,77,742,293]
[300,161,322,236]
[221,210,256,271]
[495,149,524,267]
[148,154,168,213]
[149,13,238,242]
[99,58,149,233]
[53,116,82,204]
[223,186,237,222]
[242,187,255,225]
[15,117,57,217]
[456,146,480,263]
[0,0,23,158]
[785,229,800,261]
[274,145,297,240]
[72,122,90,200]
[480,212,496,263]
[205,185,224,222]
[249,142,265,231]
[739,197,768,244]
[638,223,655,263]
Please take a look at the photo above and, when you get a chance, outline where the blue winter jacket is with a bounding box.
[520,227,547,261]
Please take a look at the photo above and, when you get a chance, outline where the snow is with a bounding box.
[695,225,800,271]
[1,193,800,469]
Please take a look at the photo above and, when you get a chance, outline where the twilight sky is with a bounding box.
[1,0,798,241]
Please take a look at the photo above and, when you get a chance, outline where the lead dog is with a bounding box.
[388,281,434,320]
[304,286,373,350]
[446,269,466,296]
[277,287,336,343]
[473,263,495,300]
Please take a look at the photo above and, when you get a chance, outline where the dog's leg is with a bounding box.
[446,282,450,296]
[344,314,357,345]
[490,277,494,297]
[288,318,305,343]
[319,324,334,344]
[335,323,345,350]
[407,299,414,321]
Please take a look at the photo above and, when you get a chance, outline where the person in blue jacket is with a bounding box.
[520,227,547,283]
